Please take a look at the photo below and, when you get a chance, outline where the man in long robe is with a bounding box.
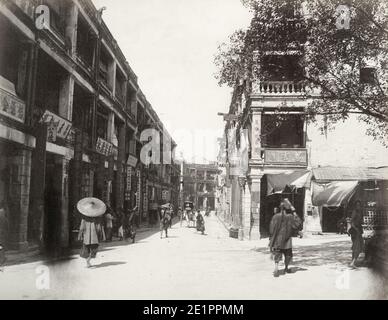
[269,198,302,277]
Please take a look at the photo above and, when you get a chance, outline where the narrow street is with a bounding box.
[1,215,383,300]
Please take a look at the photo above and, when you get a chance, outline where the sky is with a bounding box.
[92,0,252,163]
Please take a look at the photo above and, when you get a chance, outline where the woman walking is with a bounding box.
[77,198,106,268]
[349,200,365,268]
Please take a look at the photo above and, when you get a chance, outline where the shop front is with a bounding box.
[260,170,309,237]
[0,138,32,250]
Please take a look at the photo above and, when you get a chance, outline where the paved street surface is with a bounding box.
[0,215,385,299]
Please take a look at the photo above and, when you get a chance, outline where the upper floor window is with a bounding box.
[96,106,109,140]
[261,114,304,148]
[260,55,304,81]
[0,15,28,100]
[115,68,126,103]
[76,14,96,68]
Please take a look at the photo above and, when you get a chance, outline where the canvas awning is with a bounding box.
[312,181,359,207]
[267,170,311,195]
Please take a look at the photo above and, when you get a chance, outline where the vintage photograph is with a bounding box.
[0,0,387,302]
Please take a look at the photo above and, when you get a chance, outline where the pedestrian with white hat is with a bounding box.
[77,197,106,268]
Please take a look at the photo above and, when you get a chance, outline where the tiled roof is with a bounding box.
[312,166,388,181]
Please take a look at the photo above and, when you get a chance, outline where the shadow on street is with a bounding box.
[91,261,127,269]
[253,240,355,268]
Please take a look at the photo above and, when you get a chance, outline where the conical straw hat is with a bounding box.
[77,197,106,217]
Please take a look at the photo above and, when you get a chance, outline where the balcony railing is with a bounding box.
[264,148,308,166]
[253,81,306,95]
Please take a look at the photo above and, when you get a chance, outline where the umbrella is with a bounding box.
[77,197,106,217]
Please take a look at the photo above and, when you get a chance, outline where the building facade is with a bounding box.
[0,0,179,254]
[181,162,218,211]
[216,3,311,240]
[216,3,388,240]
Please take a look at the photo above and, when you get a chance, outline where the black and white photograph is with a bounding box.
[0,0,388,305]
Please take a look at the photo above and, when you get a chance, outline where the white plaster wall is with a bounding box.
[307,115,388,168]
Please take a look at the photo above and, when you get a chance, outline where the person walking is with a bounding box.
[104,206,115,242]
[196,210,205,235]
[127,206,138,243]
[160,207,171,239]
[77,198,106,268]
[269,198,302,277]
[349,200,365,268]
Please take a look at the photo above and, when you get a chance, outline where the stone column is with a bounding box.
[59,75,74,121]
[249,108,263,239]
[8,148,32,250]
[65,3,78,57]
[240,177,252,240]
[55,156,70,251]
[249,176,261,240]
[29,123,47,247]
[251,108,263,161]
[115,124,126,211]
[108,60,116,94]
[107,112,115,143]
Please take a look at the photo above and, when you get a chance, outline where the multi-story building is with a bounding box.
[0,0,178,254]
[216,1,388,240]
[217,3,310,240]
[181,162,218,211]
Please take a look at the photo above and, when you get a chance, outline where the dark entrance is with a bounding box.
[43,153,62,255]
[260,175,305,237]
[322,207,344,233]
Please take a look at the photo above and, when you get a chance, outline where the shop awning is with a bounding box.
[312,181,359,207]
[267,170,311,195]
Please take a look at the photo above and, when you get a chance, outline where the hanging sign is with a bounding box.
[96,137,113,156]
[40,110,72,139]
[127,154,138,167]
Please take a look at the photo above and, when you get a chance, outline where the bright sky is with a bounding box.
[92,0,252,163]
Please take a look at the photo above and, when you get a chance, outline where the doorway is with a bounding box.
[43,153,62,254]
[322,207,344,233]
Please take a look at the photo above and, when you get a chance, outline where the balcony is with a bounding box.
[263,148,308,167]
[252,81,306,96]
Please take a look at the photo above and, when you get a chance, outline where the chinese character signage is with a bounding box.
[96,137,114,156]
[40,110,72,139]
[126,167,132,191]
[0,88,26,123]
[126,154,138,167]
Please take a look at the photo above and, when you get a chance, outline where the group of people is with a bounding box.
[102,205,138,243]
[178,208,206,235]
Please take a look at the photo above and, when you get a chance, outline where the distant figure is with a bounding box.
[349,201,365,268]
[337,216,347,234]
[269,199,302,277]
[196,210,205,235]
[160,208,171,239]
[126,206,138,243]
[104,206,115,242]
